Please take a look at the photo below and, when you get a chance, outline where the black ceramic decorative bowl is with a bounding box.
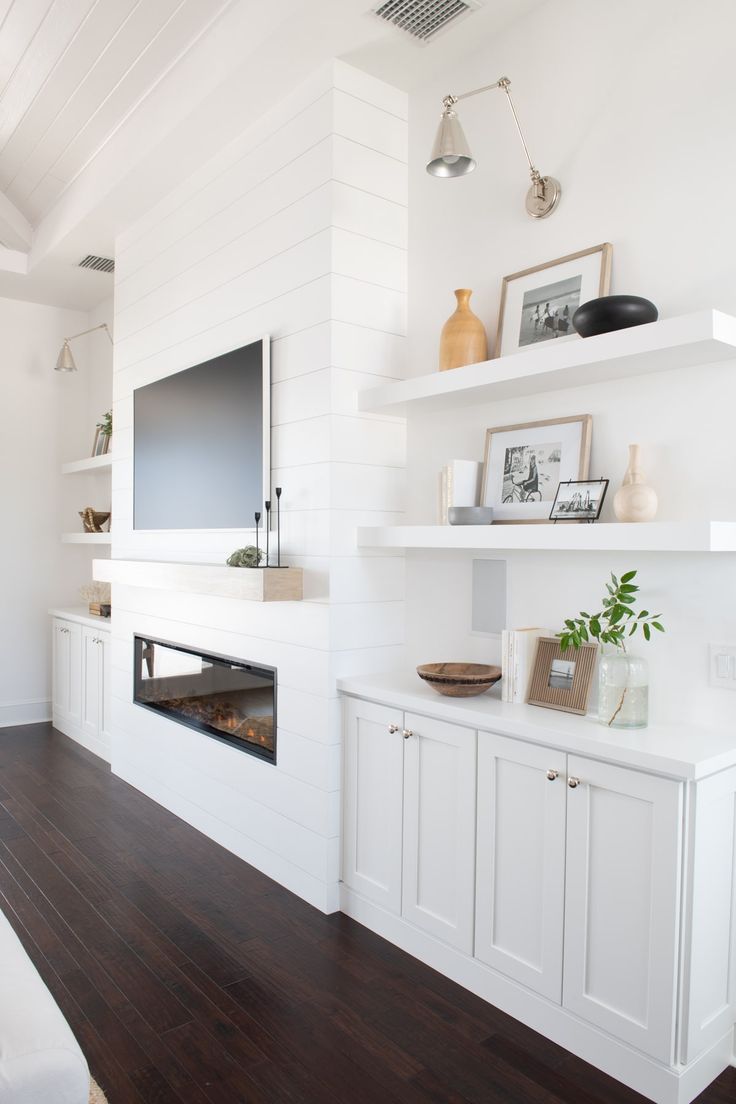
[572,295,658,338]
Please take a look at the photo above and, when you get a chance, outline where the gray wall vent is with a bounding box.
[78,254,115,274]
[371,0,480,42]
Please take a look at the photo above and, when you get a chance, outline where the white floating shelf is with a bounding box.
[61,533,112,544]
[93,559,303,602]
[358,310,736,415]
[61,455,112,475]
[357,522,736,554]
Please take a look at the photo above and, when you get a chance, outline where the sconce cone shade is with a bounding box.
[55,340,77,373]
[426,107,476,177]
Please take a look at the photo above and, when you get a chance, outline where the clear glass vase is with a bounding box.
[598,648,649,729]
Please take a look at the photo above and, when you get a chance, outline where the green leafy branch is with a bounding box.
[97,410,112,436]
[558,570,664,653]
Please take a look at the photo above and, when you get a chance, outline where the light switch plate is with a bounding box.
[709,643,736,689]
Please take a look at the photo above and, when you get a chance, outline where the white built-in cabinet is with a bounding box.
[476,736,682,1062]
[51,612,111,762]
[341,690,736,1104]
[344,699,476,952]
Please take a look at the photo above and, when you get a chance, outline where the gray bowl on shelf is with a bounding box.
[448,506,494,525]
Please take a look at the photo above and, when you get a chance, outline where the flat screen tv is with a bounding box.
[133,337,269,530]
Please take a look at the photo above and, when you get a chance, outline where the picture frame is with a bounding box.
[527,637,597,715]
[549,478,609,523]
[91,428,110,457]
[494,243,613,358]
[480,414,592,523]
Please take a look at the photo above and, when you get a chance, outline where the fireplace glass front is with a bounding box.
[133,636,276,762]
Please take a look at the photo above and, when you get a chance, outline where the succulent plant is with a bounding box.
[226,545,263,568]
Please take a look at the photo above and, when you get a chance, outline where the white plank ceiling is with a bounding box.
[0,0,232,223]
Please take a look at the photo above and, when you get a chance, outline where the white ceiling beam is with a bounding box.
[0,189,33,251]
[0,246,29,274]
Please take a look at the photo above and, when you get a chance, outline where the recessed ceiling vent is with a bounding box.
[371,0,481,43]
[78,254,115,274]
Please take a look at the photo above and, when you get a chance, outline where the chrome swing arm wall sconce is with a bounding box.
[427,76,561,219]
[55,322,113,372]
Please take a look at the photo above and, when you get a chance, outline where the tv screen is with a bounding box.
[133,337,269,530]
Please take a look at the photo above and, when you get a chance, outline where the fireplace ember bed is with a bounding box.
[133,636,276,763]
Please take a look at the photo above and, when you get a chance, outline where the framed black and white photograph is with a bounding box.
[494,243,612,358]
[549,478,608,522]
[480,415,592,523]
[527,637,597,715]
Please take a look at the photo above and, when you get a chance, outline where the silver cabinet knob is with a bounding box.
[568,776,581,789]
[402,729,413,740]
[546,769,559,781]
[388,723,400,734]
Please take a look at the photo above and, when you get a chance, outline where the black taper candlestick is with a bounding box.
[254,512,261,566]
[275,487,282,567]
[264,500,271,567]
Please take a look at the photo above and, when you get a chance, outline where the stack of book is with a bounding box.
[438,459,482,523]
[501,628,551,704]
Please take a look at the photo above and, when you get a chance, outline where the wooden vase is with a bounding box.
[439,289,488,372]
[613,444,658,522]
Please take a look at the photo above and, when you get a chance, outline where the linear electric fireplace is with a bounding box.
[134,636,276,763]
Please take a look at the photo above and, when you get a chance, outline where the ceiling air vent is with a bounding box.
[78,254,115,274]
[371,0,480,43]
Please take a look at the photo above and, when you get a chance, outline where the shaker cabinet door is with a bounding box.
[343,697,404,913]
[81,628,102,740]
[52,619,81,724]
[563,755,682,1063]
[402,712,476,952]
[475,732,566,1001]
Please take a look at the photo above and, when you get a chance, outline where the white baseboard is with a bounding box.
[0,699,51,728]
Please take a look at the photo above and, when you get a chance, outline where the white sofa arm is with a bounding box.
[0,908,89,1104]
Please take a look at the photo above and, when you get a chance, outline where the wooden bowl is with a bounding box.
[416,662,502,698]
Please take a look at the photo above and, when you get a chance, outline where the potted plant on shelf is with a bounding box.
[558,570,664,729]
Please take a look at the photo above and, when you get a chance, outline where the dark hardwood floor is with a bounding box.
[0,725,733,1104]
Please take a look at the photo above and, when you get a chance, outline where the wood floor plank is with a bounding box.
[0,723,732,1104]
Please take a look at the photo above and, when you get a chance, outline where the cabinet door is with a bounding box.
[475,733,566,1001]
[683,765,736,1062]
[52,619,81,723]
[402,712,476,952]
[81,628,102,740]
[343,698,404,913]
[563,755,682,1062]
[99,633,111,744]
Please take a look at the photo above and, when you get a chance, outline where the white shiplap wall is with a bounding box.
[109,61,407,913]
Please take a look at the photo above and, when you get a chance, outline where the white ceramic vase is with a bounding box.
[613,444,658,522]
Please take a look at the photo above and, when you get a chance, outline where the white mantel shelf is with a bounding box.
[358,309,736,415]
[61,455,112,475]
[93,558,304,601]
[338,671,736,781]
[357,521,736,553]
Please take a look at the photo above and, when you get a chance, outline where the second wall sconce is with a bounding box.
[55,322,113,373]
[426,76,561,219]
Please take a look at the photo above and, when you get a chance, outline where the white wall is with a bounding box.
[403,0,736,729]
[0,297,111,727]
[109,61,407,912]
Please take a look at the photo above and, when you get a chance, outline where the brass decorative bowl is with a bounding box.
[79,509,111,533]
[416,662,502,698]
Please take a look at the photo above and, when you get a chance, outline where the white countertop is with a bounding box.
[49,607,112,631]
[337,671,736,781]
